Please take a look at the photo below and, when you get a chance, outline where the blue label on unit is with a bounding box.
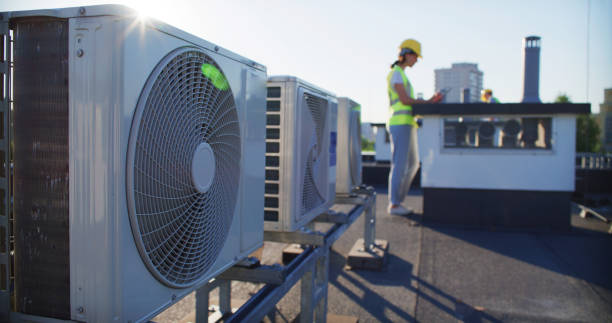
[330,131,337,166]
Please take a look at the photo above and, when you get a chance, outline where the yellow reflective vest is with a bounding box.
[387,66,416,126]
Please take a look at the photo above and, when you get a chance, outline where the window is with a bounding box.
[443,117,552,150]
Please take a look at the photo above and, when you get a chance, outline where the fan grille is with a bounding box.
[304,94,327,156]
[127,48,240,288]
[301,94,328,215]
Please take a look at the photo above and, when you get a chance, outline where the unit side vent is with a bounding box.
[264,89,281,222]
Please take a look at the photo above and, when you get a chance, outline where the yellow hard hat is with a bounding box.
[482,89,493,94]
[399,39,422,58]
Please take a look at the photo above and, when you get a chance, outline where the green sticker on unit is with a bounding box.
[201,63,229,90]
[353,105,361,112]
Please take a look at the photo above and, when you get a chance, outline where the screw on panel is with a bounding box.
[76,49,84,57]
[214,46,219,52]
[77,306,84,313]
[79,7,86,15]
[172,294,177,301]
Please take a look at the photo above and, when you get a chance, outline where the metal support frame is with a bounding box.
[264,230,326,246]
[197,186,376,323]
[300,246,328,323]
[335,186,378,251]
[196,278,231,323]
[0,14,11,321]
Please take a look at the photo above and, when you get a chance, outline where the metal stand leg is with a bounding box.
[195,279,231,323]
[314,248,329,323]
[219,279,232,316]
[347,187,388,271]
[195,284,210,323]
[363,190,377,251]
[300,263,315,323]
[300,247,329,323]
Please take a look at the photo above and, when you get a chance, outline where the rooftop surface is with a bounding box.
[154,187,612,323]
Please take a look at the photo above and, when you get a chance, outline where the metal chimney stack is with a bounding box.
[522,36,541,103]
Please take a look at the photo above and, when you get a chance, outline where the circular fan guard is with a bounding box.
[127,47,240,288]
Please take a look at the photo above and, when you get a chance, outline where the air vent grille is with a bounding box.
[127,48,240,288]
[304,94,328,156]
[301,151,325,215]
[264,85,281,223]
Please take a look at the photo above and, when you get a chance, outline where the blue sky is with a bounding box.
[2,0,611,122]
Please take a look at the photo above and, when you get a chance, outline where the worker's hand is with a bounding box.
[430,92,443,103]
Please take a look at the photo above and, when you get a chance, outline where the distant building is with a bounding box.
[596,88,612,152]
[434,63,483,103]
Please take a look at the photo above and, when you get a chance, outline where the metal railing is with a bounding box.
[575,153,612,170]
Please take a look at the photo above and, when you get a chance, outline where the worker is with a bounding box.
[387,39,443,215]
[481,89,500,103]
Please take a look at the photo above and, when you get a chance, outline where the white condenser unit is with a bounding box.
[264,76,337,231]
[3,5,266,322]
[336,97,362,195]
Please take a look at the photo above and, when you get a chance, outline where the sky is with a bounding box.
[2,0,611,122]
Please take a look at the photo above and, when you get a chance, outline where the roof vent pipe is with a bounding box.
[522,36,541,103]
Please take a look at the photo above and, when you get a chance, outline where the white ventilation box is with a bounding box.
[5,5,266,322]
[264,76,337,231]
[336,97,362,194]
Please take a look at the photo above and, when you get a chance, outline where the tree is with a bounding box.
[555,93,570,103]
[576,116,601,152]
[555,93,601,152]
[361,137,375,152]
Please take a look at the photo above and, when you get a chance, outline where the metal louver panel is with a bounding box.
[264,88,281,223]
[300,93,327,216]
[127,47,240,288]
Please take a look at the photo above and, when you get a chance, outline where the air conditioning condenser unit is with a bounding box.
[264,76,337,231]
[2,5,266,322]
[336,97,362,195]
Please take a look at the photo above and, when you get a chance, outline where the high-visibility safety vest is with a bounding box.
[387,66,416,126]
[481,95,500,104]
